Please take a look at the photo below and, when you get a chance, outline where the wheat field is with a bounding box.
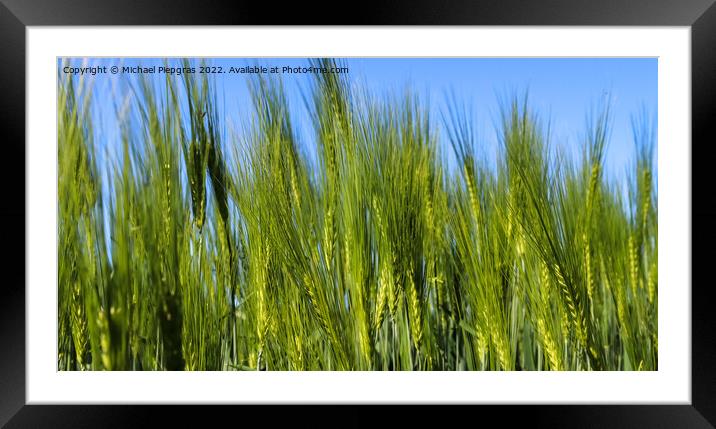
[58,58,657,371]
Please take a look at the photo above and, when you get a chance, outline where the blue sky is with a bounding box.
[61,57,657,188]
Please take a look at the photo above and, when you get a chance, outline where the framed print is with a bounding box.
[2,0,715,427]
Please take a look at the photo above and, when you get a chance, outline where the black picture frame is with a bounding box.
[1,1,714,427]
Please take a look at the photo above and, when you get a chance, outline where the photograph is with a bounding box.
[1,5,708,423]
[1,0,711,421]
[57,56,658,372]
